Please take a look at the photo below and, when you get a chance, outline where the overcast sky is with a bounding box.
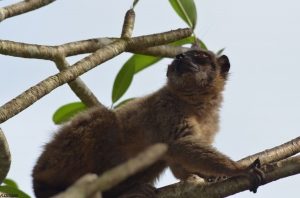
[1,0,300,197]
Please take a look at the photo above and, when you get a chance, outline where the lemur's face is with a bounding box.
[167,50,230,87]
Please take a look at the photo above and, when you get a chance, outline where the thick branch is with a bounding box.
[264,154,300,183]
[157,137,300,197]
[238,136,300,166]
[0,38,191,60]
[0,28,192,123]
[61,38,114,57]
[0,0,55,22]
[54,58,102,108]
[53,143,168,198]
[132,45,190,58]
[0,128,11,184]
[126,29,192,51]
[0,40,127,124]
[157,155,300,198]
[0,40,63,60]
[0,38,117,60]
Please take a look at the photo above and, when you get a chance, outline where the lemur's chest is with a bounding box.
[186,109,219,144]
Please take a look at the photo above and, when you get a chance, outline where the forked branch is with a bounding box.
[0,28,192,124]
[156,137,300,198]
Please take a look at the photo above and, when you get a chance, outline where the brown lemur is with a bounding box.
[32,49,265,198]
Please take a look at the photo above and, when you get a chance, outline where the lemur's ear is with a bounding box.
[217,55,230,74]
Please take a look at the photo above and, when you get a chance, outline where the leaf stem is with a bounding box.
[175,0,197,42]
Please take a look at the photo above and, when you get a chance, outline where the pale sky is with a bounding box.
[0,0,300,197]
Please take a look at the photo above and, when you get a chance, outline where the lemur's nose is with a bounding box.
[176,53,186,61]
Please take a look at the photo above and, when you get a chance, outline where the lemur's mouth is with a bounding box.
[175,61,199,74]
[186,63,199,72]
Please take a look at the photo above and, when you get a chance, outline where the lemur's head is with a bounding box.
[167,49,230,91]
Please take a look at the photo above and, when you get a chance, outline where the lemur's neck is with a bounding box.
[166,80,224,110]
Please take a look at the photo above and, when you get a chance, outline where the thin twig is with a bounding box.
[121,9,135,38]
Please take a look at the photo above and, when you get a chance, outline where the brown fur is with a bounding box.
[32,49,264,198]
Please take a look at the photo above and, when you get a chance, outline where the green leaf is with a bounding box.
[133,0,139,8]
[114,98,136,109]
[216,48,225,57]
[169,0,197,29]
[112,58,135,103]
[134,55,162,74]
[0,186,30,198]
[52,102,87,124]
[112,54,162,104]
[3,179,18,189]
[199,39,207,50]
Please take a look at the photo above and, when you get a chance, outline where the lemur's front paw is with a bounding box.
[244,158,266,193]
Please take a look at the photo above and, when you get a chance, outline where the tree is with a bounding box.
[0,0,300,198]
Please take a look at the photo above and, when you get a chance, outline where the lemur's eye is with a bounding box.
[195,53,207,59]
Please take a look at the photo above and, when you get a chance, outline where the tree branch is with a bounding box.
[238,136,300,166]
[264,154,300,183]
[156,137,300,198]
[157,155,300,198]
[0,38,191,60]
[49,137,300,198]
[53,143,168,198]
[0,0,56,22]
[0,28,192,123]
[0,40,62,60]
[0,128,11,184]
[53,7,136,109]
[132,45,190,58]
[0,38,119,60]
[121,9,135,38]
[54,58,103,108]
[0,40,126,124]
